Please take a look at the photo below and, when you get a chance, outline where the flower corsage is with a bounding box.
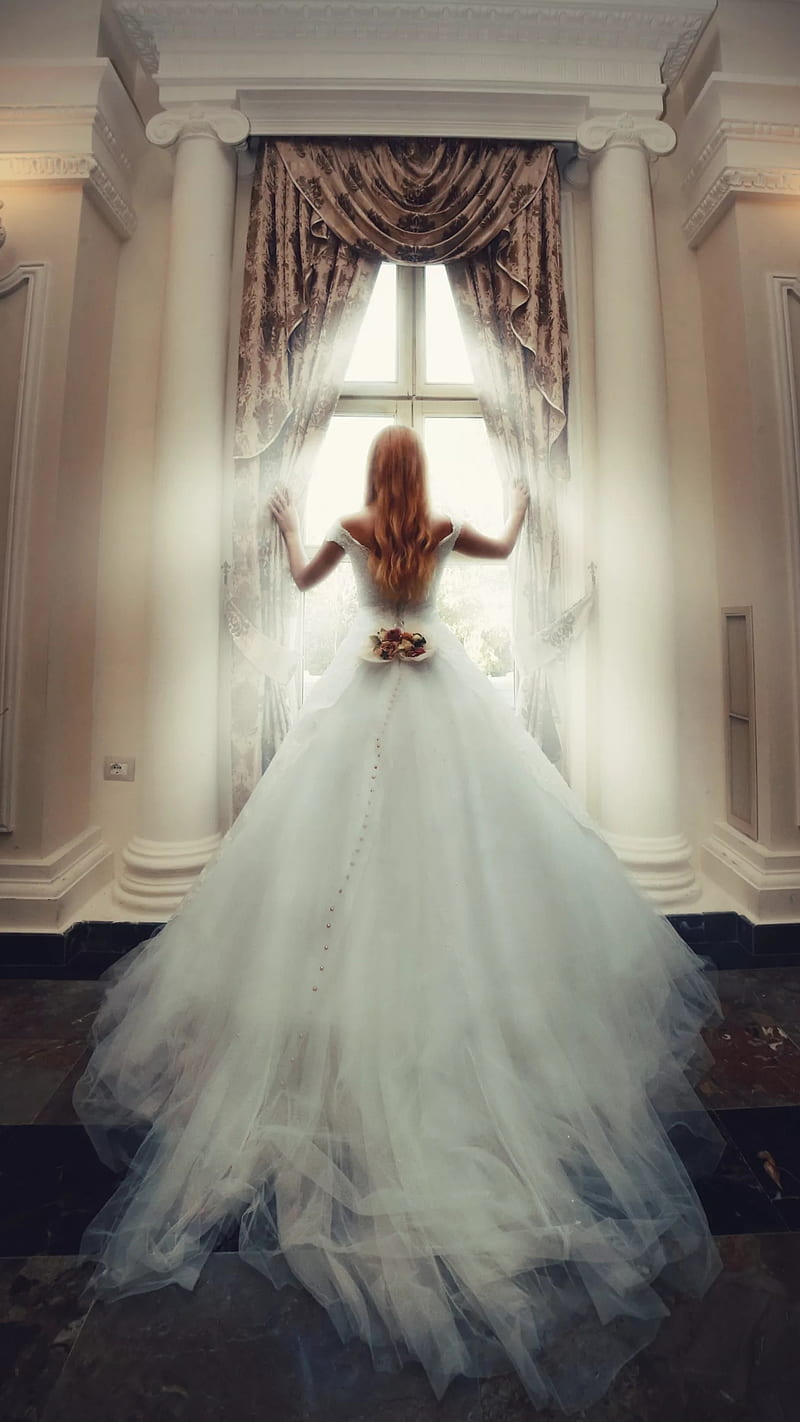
[360,627,433,662]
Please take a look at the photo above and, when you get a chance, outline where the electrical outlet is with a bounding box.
[104,756,136,782]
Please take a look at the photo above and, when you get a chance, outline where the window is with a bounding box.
[303,263,512,699]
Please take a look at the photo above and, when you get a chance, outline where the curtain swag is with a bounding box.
[236,138,568,472]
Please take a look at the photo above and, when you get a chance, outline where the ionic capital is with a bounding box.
[577,114,676,162]
[146,104,250,151]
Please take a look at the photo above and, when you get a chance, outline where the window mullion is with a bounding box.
[413,265,425,393]
[396,264,414,397]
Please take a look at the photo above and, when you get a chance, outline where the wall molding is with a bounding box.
[0,107,134,175]
[702,821,800,923]
[682,118,800,192]
[242,87,589,140]
[0,827,114,932]
[772,274,800,830]
[0,61,142,240]
[0,264,48,836]
[0,153,137,238]
[4,911,799,977]
[113,0,712,117]
[679,76,800,249]
[113,0,711,69]
[684,165,800,248]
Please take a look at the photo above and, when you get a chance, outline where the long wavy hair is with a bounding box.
[365,427,438,603]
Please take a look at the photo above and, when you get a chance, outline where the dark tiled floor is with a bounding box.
[2,967,800,1419]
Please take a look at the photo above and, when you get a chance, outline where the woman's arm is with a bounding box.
[454,484,529,560]
[269,490,344,591]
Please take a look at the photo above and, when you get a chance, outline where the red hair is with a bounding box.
[365,427,438,603]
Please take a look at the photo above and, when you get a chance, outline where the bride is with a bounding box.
[74,425,723,1413]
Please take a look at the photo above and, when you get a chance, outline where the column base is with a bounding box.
[701,821,800,922]
[602,830,701,910]
[115,831,223,918]
[0,826,114,930]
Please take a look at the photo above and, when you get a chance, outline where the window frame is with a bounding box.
[336,264,483,415]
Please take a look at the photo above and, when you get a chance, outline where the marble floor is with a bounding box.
[1,963,800,1420]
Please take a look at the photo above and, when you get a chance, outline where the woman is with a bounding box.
[75,426,723,1414]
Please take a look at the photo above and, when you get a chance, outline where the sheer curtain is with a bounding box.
[447,163,593,766]
[230,145,379,816]
[231,137,591,808]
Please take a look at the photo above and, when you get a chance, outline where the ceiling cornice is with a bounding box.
[112,1,714,89]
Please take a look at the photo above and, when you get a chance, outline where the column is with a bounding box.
[576,114,699,907]
[116,105,250,916]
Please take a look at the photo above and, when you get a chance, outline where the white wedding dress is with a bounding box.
[75,520,723,1413]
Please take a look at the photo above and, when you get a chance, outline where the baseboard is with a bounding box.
[0,827,114,930]
[667,911,800,968]
[0,918,163,978]
[701,823,800,922]
[1,911,799,979]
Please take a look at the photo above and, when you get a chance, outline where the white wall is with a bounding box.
[89,142,173,859]
[653,98,726,858]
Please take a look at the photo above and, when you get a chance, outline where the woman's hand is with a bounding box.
[454,481,531,560]
[510,482,530,519]
[269,488,300,538]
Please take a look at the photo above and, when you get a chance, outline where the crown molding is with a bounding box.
[682,118,800,192]
[0,61,142,239]
[684,164,800,248]
[112,1,713,107]
[240,86,585,141]
[0,153,137,238]
[680,75,800,248]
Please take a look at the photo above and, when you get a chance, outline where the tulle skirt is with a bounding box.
[74,612,723,1413]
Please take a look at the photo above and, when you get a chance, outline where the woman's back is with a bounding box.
[328,511,459,619]
[340,508,454,555]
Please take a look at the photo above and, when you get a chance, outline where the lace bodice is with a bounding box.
[325,519,461,624]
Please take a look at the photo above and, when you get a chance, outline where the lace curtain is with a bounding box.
[231,137,593,811]
[446,162,589,761]
[230,145,379,815]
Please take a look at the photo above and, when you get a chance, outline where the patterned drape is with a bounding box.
[447,162,588,763]
[231,137,591,809]
[229,145,379,816]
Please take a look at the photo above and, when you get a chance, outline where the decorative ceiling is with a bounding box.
[112,1,717,137]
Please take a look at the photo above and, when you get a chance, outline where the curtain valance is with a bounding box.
[276,137,551,265]
[236,138,568,472]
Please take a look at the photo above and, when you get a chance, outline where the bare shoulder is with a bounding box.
[339,511,454,544]
[339,510,373,542]
[430,514,455,542]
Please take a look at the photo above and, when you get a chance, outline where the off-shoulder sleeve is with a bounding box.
[324,521,348,550]
[442,518,462,550]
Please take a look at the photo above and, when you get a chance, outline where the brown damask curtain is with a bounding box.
[274,138,568,472]
[231,136,583,809]
[447,161,571,757]
[229,146,378,814]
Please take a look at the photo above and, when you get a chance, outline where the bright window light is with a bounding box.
[343,263,397,384]
[424,265,474,385]
[304,415,393,545]
[424,417,504,533]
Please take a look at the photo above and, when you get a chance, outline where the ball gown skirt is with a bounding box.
[74,524,723,1414]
